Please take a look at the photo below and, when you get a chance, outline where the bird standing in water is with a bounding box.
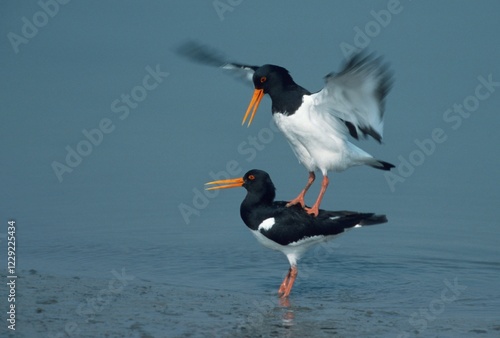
[206,169,387,298]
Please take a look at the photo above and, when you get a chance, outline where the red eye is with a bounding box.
[248,175,255,180]
[260,76,267,83]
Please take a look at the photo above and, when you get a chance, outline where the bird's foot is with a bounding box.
[304,205,319,217]
[286,196,305,208]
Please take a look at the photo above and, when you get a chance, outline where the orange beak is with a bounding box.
[242,88,264,127]
[205,177,244,190]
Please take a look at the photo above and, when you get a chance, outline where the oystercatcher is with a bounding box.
[179,42,394,216]
[206,169,387,298]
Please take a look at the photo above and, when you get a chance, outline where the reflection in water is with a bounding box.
[279,297,295,327]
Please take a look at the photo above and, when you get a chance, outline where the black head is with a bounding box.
[241,169,276,207]
[242,65,303,126]
[242,169,275,193]
[252,64,295,94]
[205,169,276,205]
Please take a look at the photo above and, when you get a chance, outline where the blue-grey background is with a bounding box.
[1,1,499,336]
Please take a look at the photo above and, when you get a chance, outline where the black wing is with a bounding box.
[258,204,386,245]
[175,40,258,83]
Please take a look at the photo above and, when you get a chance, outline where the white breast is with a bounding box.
[273,95,375,173]
[250,229,337,267]
[272,96,348,173]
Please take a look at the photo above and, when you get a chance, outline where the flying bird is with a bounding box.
[179,41,394,216]
[206,169,387,298]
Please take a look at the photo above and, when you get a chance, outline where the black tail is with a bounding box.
[318,211,388,227]
[369,159,395,171]
[359,214,388,226]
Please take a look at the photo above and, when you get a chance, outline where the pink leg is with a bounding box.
[278,268,292,296]
[305,175,329,217]
[279,266,298,298]
[286,172,315,208]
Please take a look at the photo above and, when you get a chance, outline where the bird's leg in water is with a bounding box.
[278,266,298,298]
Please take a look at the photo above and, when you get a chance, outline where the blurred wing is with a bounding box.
[175,40,258,84]
[311,53,393,142]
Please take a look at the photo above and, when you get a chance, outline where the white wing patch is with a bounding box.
[312,54,391,143]
[258,217,275,231]
[221,63,255,82]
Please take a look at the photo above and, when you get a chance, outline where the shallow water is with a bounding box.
[4,201,499,337]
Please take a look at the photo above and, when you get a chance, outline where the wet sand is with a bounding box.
[2,268,499,337]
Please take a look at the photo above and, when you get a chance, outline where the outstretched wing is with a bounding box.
[311,53,393,142]
[175,40,258,83]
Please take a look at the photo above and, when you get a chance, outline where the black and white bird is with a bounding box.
[179,41,394,216]
[206,169,387,298]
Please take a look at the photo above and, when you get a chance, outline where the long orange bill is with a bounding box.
[242,89,264,127]
[205,177,244,190]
